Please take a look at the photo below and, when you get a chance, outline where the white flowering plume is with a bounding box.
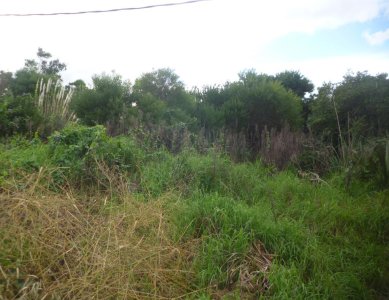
[36,78,76,123]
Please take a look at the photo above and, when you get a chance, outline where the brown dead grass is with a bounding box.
[228,241,273,293]
[210,241,273,299]
[0,173,199,299]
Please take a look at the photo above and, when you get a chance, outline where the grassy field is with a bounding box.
[0,126,388,299]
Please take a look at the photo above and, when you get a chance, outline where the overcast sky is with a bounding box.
[0,0,389,88]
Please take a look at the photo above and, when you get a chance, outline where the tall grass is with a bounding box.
[0,126,388,299]
[0,188,199,299]
[35,78,76,135]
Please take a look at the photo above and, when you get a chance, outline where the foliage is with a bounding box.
[346,138,389,188]
[48,124,143,186]
[131,68,196,126]
[296,136,337,175]
[275,70,314,131]
[24,47,66,78]
[0,49,71,138]
[71,73,131,130]
[307,73,389,183]
[9,48,67,97]
[132,68,184,101]
[2,49,389,299]
[309,72,389,142]
[192,86,225,131]
[197,71,302,134]
[275,70,314,98]
[0,94,42,137]
[0,129,388,299]
[0,71,12,95]
[68,79,87,90]
[337,72,389,137]
[239,71,302,130]
[191,71,304,160]
[10,68,41,96]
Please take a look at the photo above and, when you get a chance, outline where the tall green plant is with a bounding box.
[385,140,389,177]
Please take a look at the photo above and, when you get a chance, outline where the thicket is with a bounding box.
[2,50,388,187]
[0,49,388,299]
[0,127,388,298]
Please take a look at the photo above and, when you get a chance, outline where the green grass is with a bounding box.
[168,155,389,298]
[0,126,388,299]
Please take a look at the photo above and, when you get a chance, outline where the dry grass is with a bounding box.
[219,126,304,166]
[258,126,304,169]
[226,241,273,294]
[0,174,200,299]
[208,241,273,300]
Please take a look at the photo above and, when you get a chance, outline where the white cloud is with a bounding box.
[253,53,389,88]
[0,0,388,88]
[363,28,389,45]
[274,0,384,32]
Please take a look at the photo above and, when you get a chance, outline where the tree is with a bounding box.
[191,86,225,133]
[72,73,130,128]
[69,79,87,91]
[10,69,40,96]
[275,71,314,132]
[309,72,389,142]
[308,83,338,143]
[336,72,389,137]
[131,68,195,126]
[0,71,12,95]
[238,70,274,87]
[0,94,42,137]
[25,48,66,77]
[8,48,67,97]
[275,70,314,98]
[222,71,302,132]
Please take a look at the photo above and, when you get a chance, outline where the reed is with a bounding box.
[35,78,76,134]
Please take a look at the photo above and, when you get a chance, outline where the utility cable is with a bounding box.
[0,0,210,17]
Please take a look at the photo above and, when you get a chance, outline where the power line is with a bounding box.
[0,0,210,17]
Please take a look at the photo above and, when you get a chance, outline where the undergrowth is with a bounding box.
[0,125,388,299]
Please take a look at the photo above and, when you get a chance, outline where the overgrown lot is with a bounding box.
[0,125,388,299]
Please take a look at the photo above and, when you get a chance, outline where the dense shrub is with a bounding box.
[71,73,131,133]
[0,94,42,137]
[346,138,389,189]
[48,124,143,186]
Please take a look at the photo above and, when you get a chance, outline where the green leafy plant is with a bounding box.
[0,94,42,137]
[48,124,143,187]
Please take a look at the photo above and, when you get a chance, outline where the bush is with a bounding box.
[71,73,131,135]
[346,138,389,189]
[0,94,42,137]
[48,124,143,187]
[296,137,337,175]
[0,136,49,192]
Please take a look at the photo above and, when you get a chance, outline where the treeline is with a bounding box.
[1,49,388,185]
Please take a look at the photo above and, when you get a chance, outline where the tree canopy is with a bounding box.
[1,49,388,168]
[275,70,314,98]
[72,73,130,127]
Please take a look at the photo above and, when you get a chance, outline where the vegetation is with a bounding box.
[0,49,388,299]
